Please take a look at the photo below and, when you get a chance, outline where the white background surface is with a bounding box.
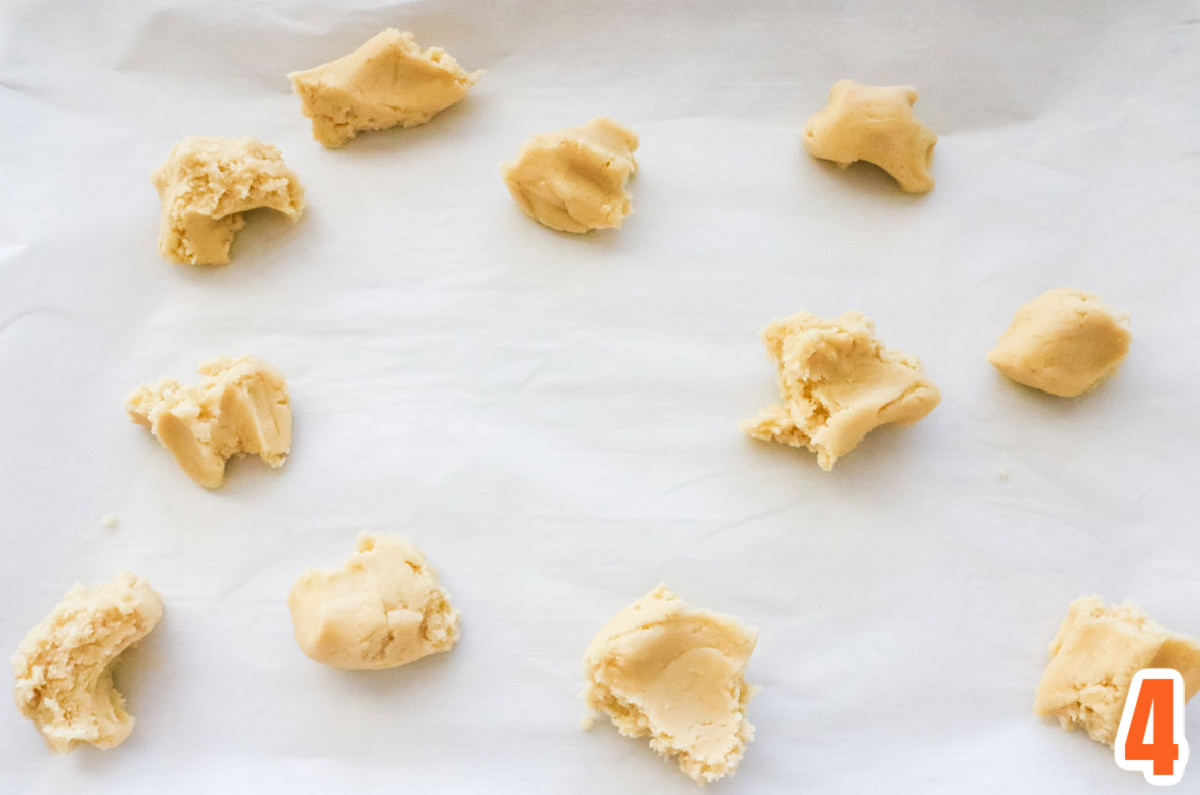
[2,0,1199,792]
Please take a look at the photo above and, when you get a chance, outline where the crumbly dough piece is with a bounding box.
[988,288,1131,398]
[582,585,757,784]
[289,29,482,149]
[125,355,291,489]
[803,79,937,193]
[740,311,940,470]
[287,533,460,670]
[1034,596,1200,746]
[151,136,304,265]
[11,572,163,753]
[501,117,638,233]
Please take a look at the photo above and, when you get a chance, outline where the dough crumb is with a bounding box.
[100,515,119,529]
[151,136,304,265]
[125,355,292,489]
[740,311,940,470]
[804,79,937,193]
[11,572,163,753]
[1034,596,1200,746]
[996,468,1010,482]
[582,585,757,784]
[289,29,482,149]
[501,117,638,233]
[287,533,460,670]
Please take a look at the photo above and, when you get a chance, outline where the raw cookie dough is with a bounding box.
[1034,596,1200,746]
[151,136,304,265]
[289,29,482,149]
[125,355,291,489]
[582,585,757,784]
[11,572,163,753]
[501,117,638,233]
[287,533,460,670]
[988,288,1131,398]
[803,79,937,193]
[740,311,940,470]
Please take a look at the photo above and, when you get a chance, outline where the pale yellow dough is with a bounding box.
[988,287,1131,398]
[740,311,940,470]
[11,572,163,753]
[125,355,292,489]
[289,29,482,149]
[582,585,757,784]
[1034,596,1200,746]
[803,79,937,193]
[287,533,460,670]
[151,136,304,265]
[501,117,639,233]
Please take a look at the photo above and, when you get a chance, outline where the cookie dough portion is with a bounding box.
[803,79,937,193]
[501,117,638,233]
[289,29,482,149]
[1034,596,1200,746]
[740,311,940,470]
[988,288,1131,398]
[288,533,460,670]
[11,572,163,753]
[582,585,757,784]
[126,355,291,489]
[151,136,304,265]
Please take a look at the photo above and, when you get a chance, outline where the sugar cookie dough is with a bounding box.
[288,533,460,670]
[740,311,940,470]
[988,288,1131,398]
[289,29,482,149]
[582,585,757,784]
[11,572,163,753]
[151,136,304,265]
[803,79,937,193]
[1034,596,1200,746]
[126,355,291,489]
[501,117,638,233]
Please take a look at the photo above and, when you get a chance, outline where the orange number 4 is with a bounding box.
[1115,669,1190,785]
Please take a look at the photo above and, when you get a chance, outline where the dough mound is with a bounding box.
[151,136,304,265]
[582,585,757,784]
[501,117,638,233]
[803,79,937,193]
[287,533,460,670]
[1034,596,1200,746]
[11,572,163,753]
[740,311,940,470]
[289,29,482,149]
[988,287,1131,398]
[125,355,292,489]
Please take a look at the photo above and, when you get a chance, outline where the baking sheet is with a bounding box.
[2,0,1200,792]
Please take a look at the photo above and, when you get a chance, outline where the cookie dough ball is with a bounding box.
[151,136,304,265]
[501,117,638,233]
[988,288,1131,397]
[803,79,937,193]
[582,585,757,784]
[1034,596,1200,746]
[11,572,163,753]
[289,29,482,149]
[287,533,460,670]
[740,311,940,470]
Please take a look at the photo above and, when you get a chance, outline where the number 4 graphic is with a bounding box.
[1115,669,1190,785]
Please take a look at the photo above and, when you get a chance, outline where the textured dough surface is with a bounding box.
[988,287,1131,398]
[11,572,163,753]
[740,311,940,470]
[289,29,481,149]
[151,136,304,265]
[501,117,638,233]
[125,355,292,489]
[803,79,937,193]
[1034,596,1200,746]
[288,533,460,670]
[582,585,757,784]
